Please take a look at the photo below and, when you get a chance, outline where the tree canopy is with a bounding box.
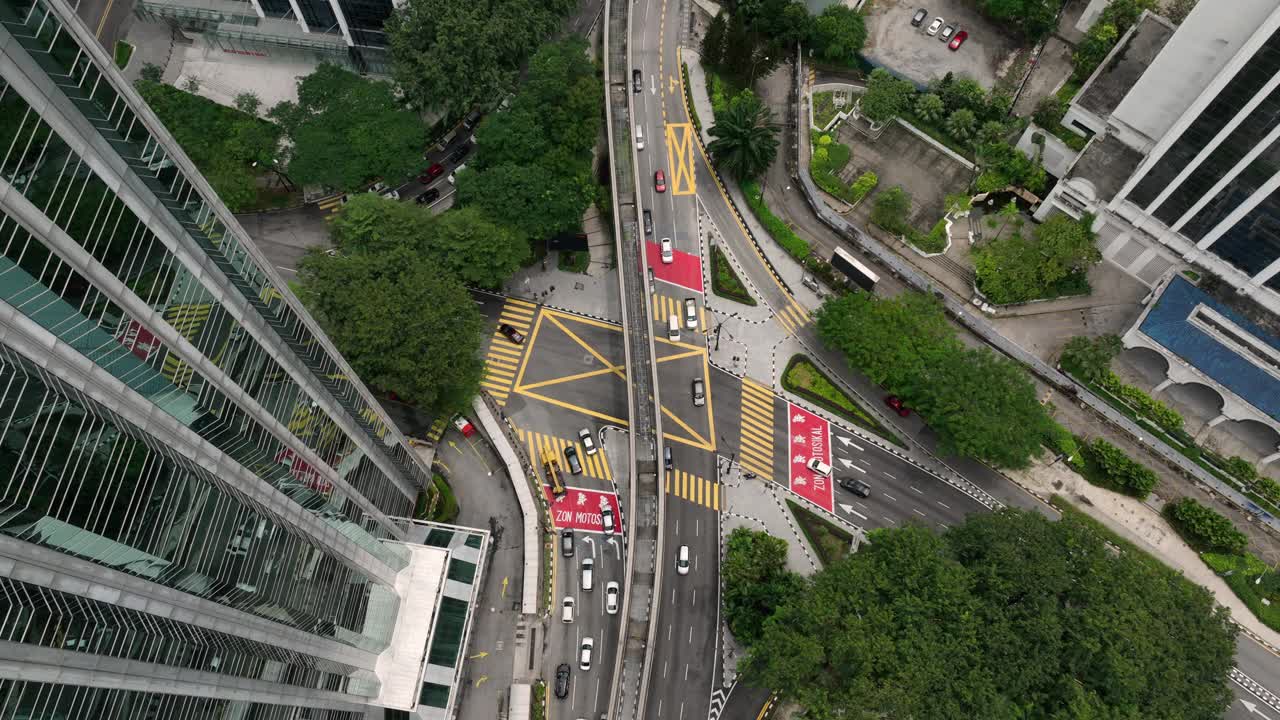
[269,64,423,192]
[973,213,1100,305]
[859,68,914,124]
[810,5,867,65]
[707,90,780,181]
[723,528,800,645]
[973,0,1061,39]
[385,0,575,114]
[815,291,1049,467]
[743,509,1238,719]
[1059,334,1123,384]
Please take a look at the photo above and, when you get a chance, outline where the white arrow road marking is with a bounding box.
[583,537,596,559]
[1240,700,1275,719]
[650,75,656,95]
[837,458,867,472]
[838,503,867,520]
[607,536,621,561]
[836,436,863,451]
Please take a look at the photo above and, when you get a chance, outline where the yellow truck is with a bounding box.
[542,447,565,498]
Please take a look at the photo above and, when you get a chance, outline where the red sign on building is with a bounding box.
[542,484,621,534]
[787,403,834,512]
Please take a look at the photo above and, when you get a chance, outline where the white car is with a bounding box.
[676,545,690,575]
[684,297,697,329]
[605,582,620,614]
[368,181,399,200]
[806,458,833,476]
[926,16,943,35]
[600,501,615,533]
[561,596,575,623]
[579,427,597,455]
[580,637,594,671]
[660,237,674,264]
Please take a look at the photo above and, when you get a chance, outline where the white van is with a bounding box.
[447,164,468,185]
[581,558,594,591]
[561,596,575,623]
[667,314,680,342]
[635,125,644,151]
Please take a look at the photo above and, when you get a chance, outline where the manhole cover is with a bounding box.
[575,282,585,290]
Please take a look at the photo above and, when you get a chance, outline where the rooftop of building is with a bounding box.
[1067,132,1145,203]
[1138,276,1280,422]
[1075,12,1177,120]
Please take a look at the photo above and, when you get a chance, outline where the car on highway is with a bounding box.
[562,596,575,623]
[415,187,440,205]
[498,323,525,344]
[926,16,943,35]
[884,394,911,417]
[447,144,471,164]
[452,415,476,437]
[676,545,690,575]
[419,163,444,183]
[605,581,619,614]
[579,427,597,455]
[806,458,833,476]
[580,637,594,671]
[911,7,928,25]
[654,169,666,193]
[939,23,956,42]
[664,445,672,470]
[692,378,705,407]
[684,297,697,329]
[581,558,594,591]
[660,237,673,264]
[644,209,654,235]
[564,445,583,475]
[561,529,575,557]
[633,69,642,93]
[601,500,615,533]
[949,30,968,50]
[839,477,872,497]
[554,664,571,698]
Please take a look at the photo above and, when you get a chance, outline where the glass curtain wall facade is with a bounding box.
[0,0,430,714]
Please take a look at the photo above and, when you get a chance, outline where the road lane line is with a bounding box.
[910,486,923,494]
[938,501,951,509]
[883,493,897,502]
[913,509,927,517]
[883,472,896,479]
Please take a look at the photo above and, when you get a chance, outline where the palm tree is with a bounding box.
[707,93,780,181]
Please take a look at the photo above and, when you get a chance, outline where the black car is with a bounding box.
[633,69,642,93]
[910,7,928,26]
[839,477,872,497]
[564,446,583,475]
[447,144,471,164]
[643,209,654,236]
[560,529,575,557]
[554,663,571,698]
[498,323,525,345]
[415,187,440,205]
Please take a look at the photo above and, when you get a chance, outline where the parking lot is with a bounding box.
[862,0,1023,89]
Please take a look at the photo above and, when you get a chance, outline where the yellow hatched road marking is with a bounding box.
[665,123,697,196]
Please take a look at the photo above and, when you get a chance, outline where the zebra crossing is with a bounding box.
[517,428,613,483]
[317,194,347,219]
[664,469,719,511]
[738,378,776,480]
[480,298,536,406]
[772,301,810,336]
[651,293,707,334]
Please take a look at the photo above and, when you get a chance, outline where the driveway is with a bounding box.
[836,121,973,231]
[863,0,1023,89]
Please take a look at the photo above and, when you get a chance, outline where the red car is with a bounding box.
[884,395,911,417]
[419,163,444,183]
[948,30,968,51]
[654,170,666,193]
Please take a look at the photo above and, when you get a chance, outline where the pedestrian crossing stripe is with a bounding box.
[772,302,810,336]
[317,195,346,213]
[739,378,775,479]
[517,428,612,483]
[664,469,719,511]
[482,298,536,406]
[650,294,707,333]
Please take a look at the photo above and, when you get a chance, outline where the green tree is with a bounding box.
[723,528,799,644]
[913,93,945,123]
[1073,21,1119,81]
[938,75,985,114]
[869,185,912,234]
[978,119,1007,144]
[1164,497,1249,555]
[270,64,423,191]
[983,90,1013,121]
[974,212,1098,303]
[976,140,1048,193]
[743,509,1238,718]
[815,291,957,391]
[974,0,1061,38]
[707,90,780,181]
[859,68,914,123]
[1225,456,1259,484]
[811,5,866,66]
[701,10,728,67]
[1033,94,1067,128]
[945,108,977,141]
[991,198,1019,239]
[1059,334,1123,383]
[234,91,262,116]
[1166,0,1199,23]
[138,62,163,83]
[457,162,596,241]
[297,247,484,414]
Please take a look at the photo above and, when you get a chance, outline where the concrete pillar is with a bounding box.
[1262,447,1280,466]
[1153,377,1175,393]
[1195,413,1229,442]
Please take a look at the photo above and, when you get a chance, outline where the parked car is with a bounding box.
[660,237,674,264]
[605,581,620,614]
[633,69,643,93]
[684,297,697,329]
[555,664,571,698]
[564,445,583,475]
[447,144,471,164]
[654,169,666,193]
[692,378,705,407]
[560,529,575,557]
[415,187,440,205]
[498,323,525,344]
[939,23,956,42]
[926,16,943,35]
[839,477,872,497]
[911,7,928,25]
[949,30,969,50]
[579,427,597,455]
[884,395,911,417]
[368,182,399,200]
[419,163,444,182]
[452,415,475,437]
[806,458,833,476]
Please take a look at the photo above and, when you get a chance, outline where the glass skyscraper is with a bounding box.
[0,0,471,715]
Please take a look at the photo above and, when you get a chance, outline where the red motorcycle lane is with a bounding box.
[644,240,704,292]
[787,402,834,513]
[541,484,622,534]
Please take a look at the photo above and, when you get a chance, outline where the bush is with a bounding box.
[711,245,756,305]
[1041,421,1084,471]
[870,186,912,235]
[812,91,840,129]
[1079,438,1158,499]
[907,218,948,254]
[1164,497,1248,555]
[782,355,904,446]
[787,499,854,565]
[849,171,878,204]
[1099,371,1185,435]
[743,180,811,261]
[708,70,732,119]
[1202,552,1280,633]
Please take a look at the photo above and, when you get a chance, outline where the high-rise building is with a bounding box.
[0,0,483,715]
[1039,0,1280,315]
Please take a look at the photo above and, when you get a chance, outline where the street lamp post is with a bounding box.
[749,55,771,86]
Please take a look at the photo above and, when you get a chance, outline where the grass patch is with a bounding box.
[810,133,875,205]
[1182,269,1201,281]
[1201,552,1280,633]
[812,91,840,129]
[786,498,854,566]
[557,250,590,273]
[781,354,905,447]
[742,180,811,261]
[710,245,756,306]
[423,473,459,523]
[113,41,133,69]
[681,63,702,133]
[907,218,948,254]
[1041,122,1089,152]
